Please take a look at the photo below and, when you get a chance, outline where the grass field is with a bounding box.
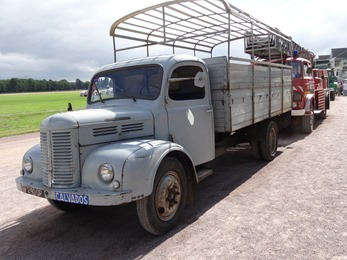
[0,91,87,137]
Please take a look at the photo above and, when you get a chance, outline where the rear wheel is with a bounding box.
[136,157,187,235]
[320,109,327,119]
[259,121,278,161]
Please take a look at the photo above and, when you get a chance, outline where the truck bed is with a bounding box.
[205,56,292,133]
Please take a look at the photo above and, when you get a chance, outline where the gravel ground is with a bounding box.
[140,96,347,260]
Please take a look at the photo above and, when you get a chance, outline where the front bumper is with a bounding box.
[291,109,305,116]
[16,176,133,206]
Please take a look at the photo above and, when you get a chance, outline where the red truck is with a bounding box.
[286,50,330,133]
[244,37,329,133]
[313,68,330,113]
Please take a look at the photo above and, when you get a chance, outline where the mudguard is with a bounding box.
[20,144,41,180]
[82,139,194,201]
[304,94,314,114]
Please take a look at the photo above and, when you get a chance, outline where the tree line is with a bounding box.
[0,78,90,93]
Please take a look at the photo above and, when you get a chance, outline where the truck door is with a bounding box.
[165,64,214,166]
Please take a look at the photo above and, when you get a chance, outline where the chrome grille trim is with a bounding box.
[40,132,50,186]
[51,132,74,186]
[41,130,77,188]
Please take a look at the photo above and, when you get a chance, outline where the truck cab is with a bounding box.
[16,54,215,233]
[86,55,215,166]
[286,56,314,116]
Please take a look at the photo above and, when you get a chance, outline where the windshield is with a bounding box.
[286,61,302,78]
[89,65,162,103]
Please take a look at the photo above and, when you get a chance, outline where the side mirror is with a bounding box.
[194,72,207,88]
[307,67,312,74]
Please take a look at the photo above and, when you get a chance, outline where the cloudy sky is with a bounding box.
[1,0,346,81]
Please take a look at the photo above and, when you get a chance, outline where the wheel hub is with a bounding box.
[155,171,182,221]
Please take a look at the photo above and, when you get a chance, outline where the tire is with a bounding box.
[319,96,328,119]
[136,157,187,235]
[330,91,335,101]
[47,199,85,212]
[320,109,327,119]
[302,112,314,133]
[259,121,278,161]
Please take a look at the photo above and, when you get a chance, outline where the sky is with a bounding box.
[1,0,346,82]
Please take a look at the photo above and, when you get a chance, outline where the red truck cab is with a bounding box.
[286,51,329,133]
[286,56,314,115]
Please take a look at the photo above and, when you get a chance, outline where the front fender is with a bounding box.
[82,139,192,201]
[305,94,314,113]
[20,144,41,181]
[124,139,196,199]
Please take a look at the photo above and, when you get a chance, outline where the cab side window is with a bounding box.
[303,63,312,77]
[169,66,205,100]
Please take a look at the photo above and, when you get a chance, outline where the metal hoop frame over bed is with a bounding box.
[109,0,294,62]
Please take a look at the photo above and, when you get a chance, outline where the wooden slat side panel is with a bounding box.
[204,57,230,132]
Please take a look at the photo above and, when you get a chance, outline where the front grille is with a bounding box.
[41,130,77,188]
[293,92,302,102]
[51,132,74,186]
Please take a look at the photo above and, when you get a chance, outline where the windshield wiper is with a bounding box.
[94,85,104,103]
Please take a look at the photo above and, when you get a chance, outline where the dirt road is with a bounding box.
[1,98,347,260]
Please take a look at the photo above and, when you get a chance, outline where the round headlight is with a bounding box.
[23,156,33,173]
[98,163,114,183]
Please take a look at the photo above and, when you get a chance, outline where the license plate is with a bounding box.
[21,186,45,198]
[55,192,89,205]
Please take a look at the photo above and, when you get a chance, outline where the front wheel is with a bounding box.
[136,157,187,235]
[330,91,335,101]
[302,112,314,133]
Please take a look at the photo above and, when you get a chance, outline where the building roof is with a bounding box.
[331,48,347,59]
[318,55,330,60]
